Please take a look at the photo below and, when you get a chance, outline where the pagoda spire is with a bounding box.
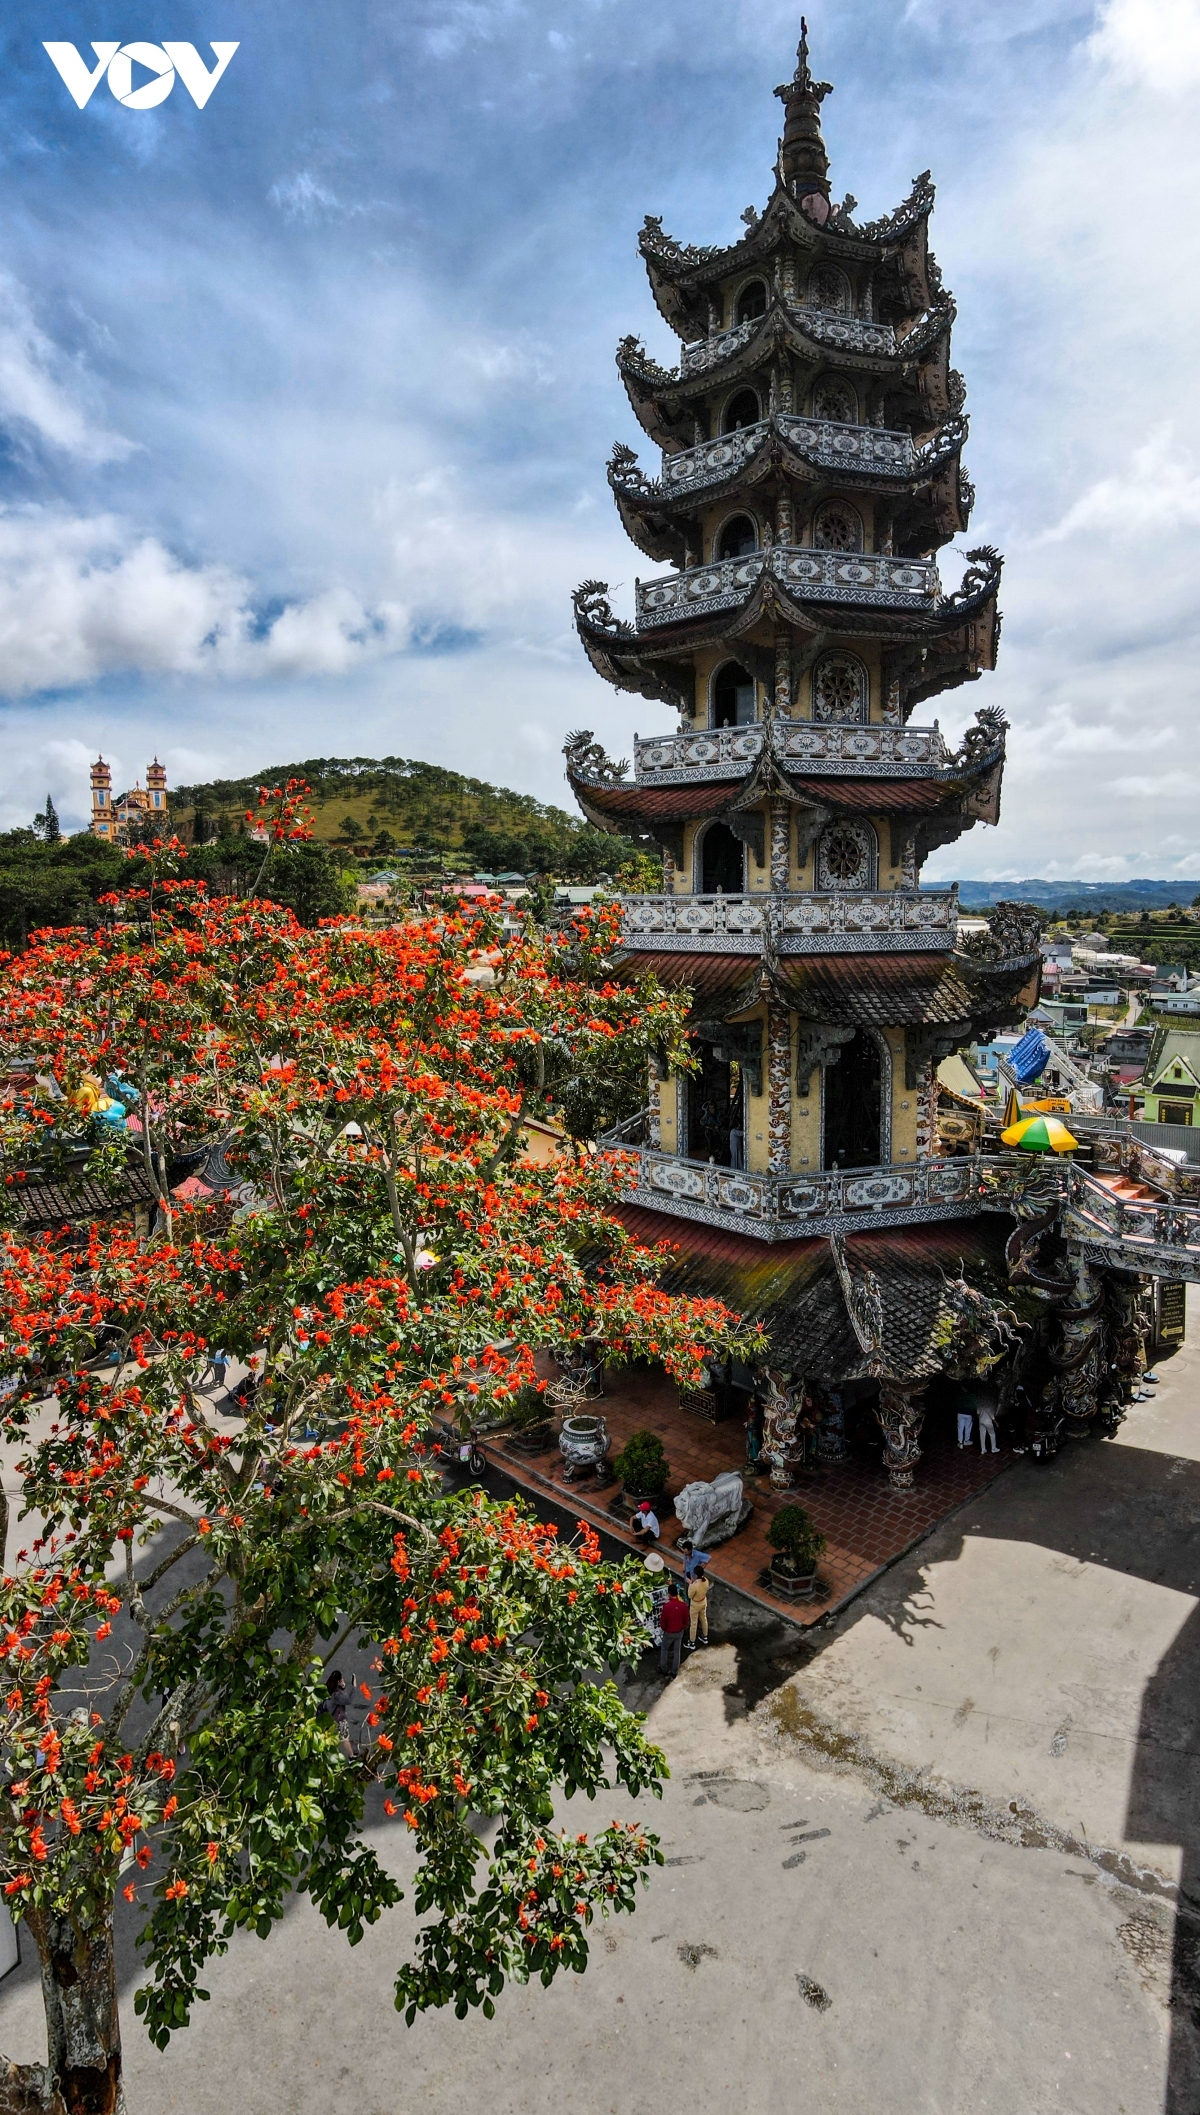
[775,16,834,214]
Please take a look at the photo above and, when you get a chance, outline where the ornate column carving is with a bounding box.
[1106,1273,1152,1407]
[661,843,676,892]
[913,1056,935,1160]
[769,797,791,890]
[647,1069,662,1149]
[1052,1250,1105,1437]
[773,629,792,718]
[775,489,795,545]
[762,1369,806,1488]
[767,1003,792,1175]
[876,1382,927,1491]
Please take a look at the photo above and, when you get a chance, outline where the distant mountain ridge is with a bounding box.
[926,878,1200,914]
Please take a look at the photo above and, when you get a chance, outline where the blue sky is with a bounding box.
[1,0,1198,879]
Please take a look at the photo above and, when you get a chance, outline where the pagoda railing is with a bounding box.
[677,307,897,377]
[621,888,958,954]
[678,319,757,375]
[633,720,948,783]
[635,545,940,629]
[661,416,915,494]
[787,306,897,357]
[605,1143,991,1239]
[601,1137,1200,1272]
[1063,1164,1200,1275]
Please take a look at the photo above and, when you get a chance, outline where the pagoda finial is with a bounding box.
[775,15,834,219]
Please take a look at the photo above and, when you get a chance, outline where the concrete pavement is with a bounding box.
[2,1310,1198,2111]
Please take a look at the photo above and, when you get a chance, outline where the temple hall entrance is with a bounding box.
[700,822,745,894]
[823,1029,882,1170]
[687,1042,745,1168]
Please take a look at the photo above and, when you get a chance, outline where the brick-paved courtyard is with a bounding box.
[483,1364,1010,1625]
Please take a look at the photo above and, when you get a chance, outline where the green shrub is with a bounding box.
[766,1505,826,1571]
[507,1386,553,1431]
[613,1428,669,1494]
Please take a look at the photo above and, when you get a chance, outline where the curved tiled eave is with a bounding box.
[569,770,980,830]
[614,943,1036,1030]
[609,420,969,567]
[574,547,999,651]
[619,300,953,451]
[569,553,1001,724]
[638,174,937,339]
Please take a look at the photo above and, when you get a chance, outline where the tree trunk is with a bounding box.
[0,1909,124,2115]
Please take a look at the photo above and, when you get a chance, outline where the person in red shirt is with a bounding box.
[659,1583,688,1677]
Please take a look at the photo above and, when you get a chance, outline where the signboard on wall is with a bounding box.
[1156,1281,1187,1349]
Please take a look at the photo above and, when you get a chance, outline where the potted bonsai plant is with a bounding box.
[613,1428,670,1512]
[766,1504,826,1598]
[503,1384,557,1455]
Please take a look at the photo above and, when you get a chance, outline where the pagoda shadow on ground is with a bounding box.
[482,1365,1008,1628]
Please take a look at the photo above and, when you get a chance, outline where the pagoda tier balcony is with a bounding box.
[678,306,898,377]
[660,415,918,495]
[621,887,958,954]
[608,1142,988,1241]
[635,545,940,630]
[633,721,949,784]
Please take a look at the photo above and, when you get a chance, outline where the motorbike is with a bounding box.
[439,1433,486,1481]
[1029,1410,1064,1462]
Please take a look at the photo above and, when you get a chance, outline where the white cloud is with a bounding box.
[0,276,131,465]
[1111,773,1200,799]
[1042,427,1200,542]
[0,508,410,695]
[1088,0,1200,93]
[517,721,553,757]
[269,172,355,223]
[1034,702,1175,756]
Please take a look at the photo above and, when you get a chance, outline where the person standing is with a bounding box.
[956,1386,975,1449]
[322,1670,353,1757]
[743,1397,764,1472]
[977,1399,998,1453]
[659,1584,688,1677]
[642,1551,668,1651]
[686,1568,711,1650]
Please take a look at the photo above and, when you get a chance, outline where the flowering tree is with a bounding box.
[0,856,749,2114]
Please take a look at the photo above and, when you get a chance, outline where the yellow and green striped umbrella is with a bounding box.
[1000,1114,1079,1153]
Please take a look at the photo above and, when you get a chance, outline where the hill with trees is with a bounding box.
[0,756,649,950]
[174,755,639,880]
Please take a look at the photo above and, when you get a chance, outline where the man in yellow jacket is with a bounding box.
[687,1567,711,1648]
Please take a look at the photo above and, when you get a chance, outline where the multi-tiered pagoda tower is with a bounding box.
[566,23,1043,1489]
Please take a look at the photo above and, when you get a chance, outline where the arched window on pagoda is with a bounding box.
[711,662,757,728]
[812,501,863,553]
[811,653,869,724]
[722,388,761,434]
[816,819,877,892]
[735,280,768,325]
[805,264,851,313]
[812,376,858,425]
[699,821,746,895]
[715,514,758,561]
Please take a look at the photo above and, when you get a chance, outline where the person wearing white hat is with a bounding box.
[642,1552,667,1651]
